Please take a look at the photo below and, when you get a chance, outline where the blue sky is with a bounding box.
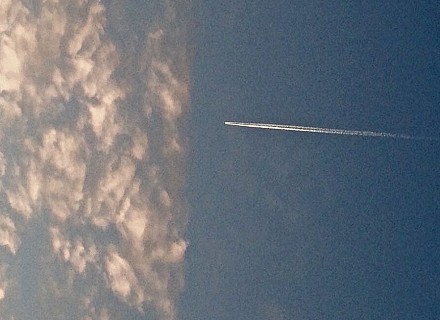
[181,1,439,319]
[0,1,438,319]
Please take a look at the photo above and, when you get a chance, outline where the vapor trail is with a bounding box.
[225,121,438,141]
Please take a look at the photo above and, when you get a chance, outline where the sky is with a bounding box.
[0,1,439,320]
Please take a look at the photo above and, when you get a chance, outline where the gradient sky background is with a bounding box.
[0,1,439,320]
[182,1,439,319]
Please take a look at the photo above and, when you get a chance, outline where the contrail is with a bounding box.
[225,121,438,141]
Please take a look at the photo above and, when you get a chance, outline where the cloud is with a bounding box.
[0,0,192,319]
[105,249,143,304]
[0,216,19,255]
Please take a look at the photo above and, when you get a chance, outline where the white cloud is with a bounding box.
[50,227,97,274]
[0,216,19,255]
[0,264,8,301]
[0,35,22,92]
[0,0,192,319]
[5,184,33,219]
[105,250,143,304]
[0,153,5,178]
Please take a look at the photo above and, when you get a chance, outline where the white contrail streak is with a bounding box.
[225,121,438,141]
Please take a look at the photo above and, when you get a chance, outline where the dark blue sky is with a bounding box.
[181,1,439,319]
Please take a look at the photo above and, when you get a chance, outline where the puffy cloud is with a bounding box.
[0,0,192,319]
[105,250,144,305]
[0,264,7,301]
[0,216,19,255]
[50,227,97,274]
